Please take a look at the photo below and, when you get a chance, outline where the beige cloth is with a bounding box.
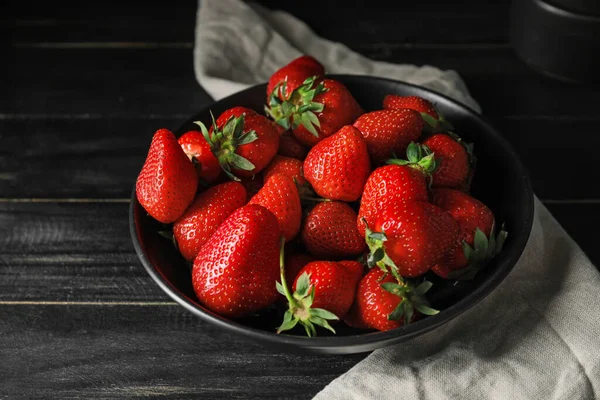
[194,1,600,398]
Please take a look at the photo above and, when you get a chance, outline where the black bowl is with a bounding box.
[129,74,534,355]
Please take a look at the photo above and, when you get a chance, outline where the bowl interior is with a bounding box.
[130,74,534,354]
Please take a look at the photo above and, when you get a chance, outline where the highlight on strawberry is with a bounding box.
[134,53,510,337]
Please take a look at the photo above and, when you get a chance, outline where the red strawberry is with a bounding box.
[343,268,438,332]
[303,125,371,202]
[276,258,363,336]
[266,78,364,147]
[263,155,307,187]
[278,133,309,160]
[422,133,470,188]
[301,201,367,259]
[177,130,223,184]
[173,181,247,261]
[383,94,447,130]
[283,252,315,286]
[136,129,199,224]
[383,95,439,120]
[365,200,459,278]
[266,55,325,101]
[353,108,423,165]
[195,106,279,180]
[249,173,302,242]
[192,204,281,318]
[356,142,435,236]
[430,188,506,279]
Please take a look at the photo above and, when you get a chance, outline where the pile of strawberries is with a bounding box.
[136,55,507,336]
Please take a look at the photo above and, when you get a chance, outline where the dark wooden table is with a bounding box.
[2,1,599,398]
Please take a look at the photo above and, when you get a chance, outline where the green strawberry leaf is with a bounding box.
[421,112,440,129]
[305,111,321,127]
[368,232,387,242]
[406,142,419,163]
[414,280,433,296]
[415,303,440,316]
[388,300,406,321]
[300,113,319,137]
[294,272,310,299]
[310,308,339,320]
[403,301,414,325]
[277,310,299,333]
[276,281,286,296]
[229,153,255,171]
[236,130,258,146]
[473,228,489,255]
[309,315,336,334]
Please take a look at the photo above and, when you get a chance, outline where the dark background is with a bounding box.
[1,0,598,398]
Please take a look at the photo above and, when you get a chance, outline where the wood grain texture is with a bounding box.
[2,0,509,45]
[1,116,598,199]
[1,202,598,303]
[0,202,167,302]
[2,48,596,118]
[0,304,367,399]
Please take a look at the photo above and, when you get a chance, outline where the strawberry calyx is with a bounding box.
[386,142,438,183]
[363,218,402,280]
[447,223,509,280]
[265,76,328,138]
[381,279,439,325]
[275,237,339,337]
[193,112,258,182]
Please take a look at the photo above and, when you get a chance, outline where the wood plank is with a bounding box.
[2,0,509,45]
[0,202,168,302]
[0,117,181,199]
[1,116,598,200]
[2,48,213,117]
[0,202,598,303]
[2,48,594,118]
[0,304,367,399]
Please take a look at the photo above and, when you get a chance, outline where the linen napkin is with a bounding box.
[193,1,600,399]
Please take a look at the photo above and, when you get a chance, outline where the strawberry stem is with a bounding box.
[264,76,327,138]
[193,111,258,182]
[277,236,299,308]
[275,237,339,337]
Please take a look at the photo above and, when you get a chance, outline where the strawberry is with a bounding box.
[263,155,307,187]
[422,133,471,188]
[301,201,367,259]
[195,106,279,180]
[364,200,459,278]
[353,108,424,165]
[249,173,302,242]
[383,94,448,131]
[172,181,247,261]
[266,77,364,147]
[303,125,371,202]
[278,133,309,160]
[266,55,325,101]
[276,257,364,336]
[430,188,507,280]
[177,130,223,184]
[192,204,281,318]
[136,129,199,224]
[356,142,435,236]
[343,268,438,332]
[283,252,315,286]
